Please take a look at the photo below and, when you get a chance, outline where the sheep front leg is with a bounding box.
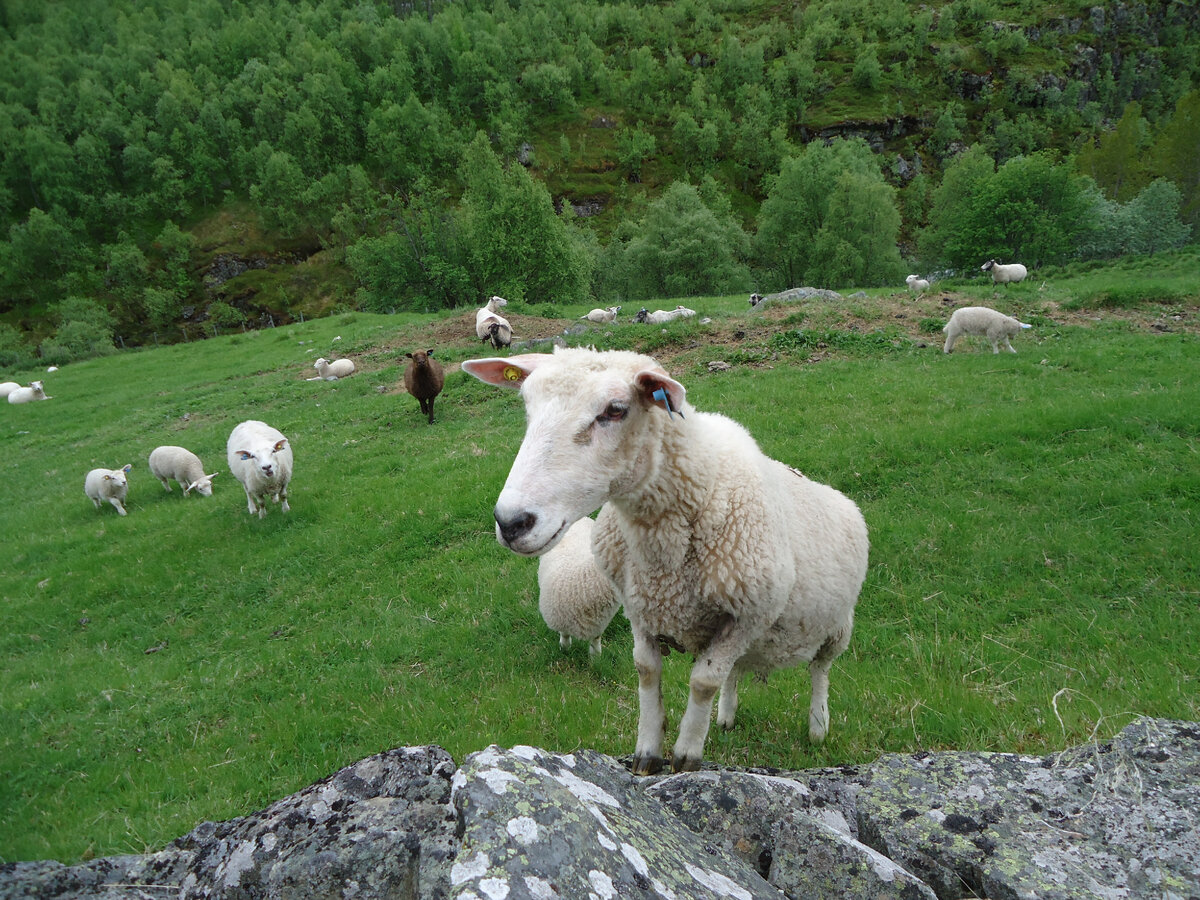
[631,630,666,775]
[109,498,127,516]
[674,621,748,772]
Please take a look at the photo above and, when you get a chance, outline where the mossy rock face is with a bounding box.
[4,719,1197,899]
[854,718,1200,899]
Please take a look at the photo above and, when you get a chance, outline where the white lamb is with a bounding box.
[462,346,869,774]
[981,259,1028,284]
[580,306,621,324]
[7,380,50,404]
[635,306,697,325]
[475,296,512,349]
[85,464,132,516]
[226,420,293,518]
[148,446,219,497]
[943,306,1032,354]
[313,357,356,380]
[905,274,930,294]
[536,516,621,659]
[0,382,19,399]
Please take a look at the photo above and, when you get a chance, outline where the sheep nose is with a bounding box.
[262,464,273,476]
[495,509,537,545]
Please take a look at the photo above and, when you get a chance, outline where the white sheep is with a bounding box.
[475,296,512,349]
[313,357,356,380]
[905,274,930,294]
[462,346,869,775]
[148,446,219,497]
[0,382,19,399]
[536,516,621,659]
[7,380,50,404]
[226,420,293,518]
[85,464,132,516]
[943,306,1032,354]
[981,259,1028,284]
[580,306,621,324]
[634,306,697,325]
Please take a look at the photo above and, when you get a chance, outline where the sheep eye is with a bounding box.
[239,452,253,460]
[596,402,628,424]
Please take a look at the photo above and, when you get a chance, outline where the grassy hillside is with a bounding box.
[2,255,1198,863]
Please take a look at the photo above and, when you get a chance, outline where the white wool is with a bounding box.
[148,445,218,497]
[7,380,50,404]
[942,306,1032,354]
[226,420,294,518]
[462,346,869,774]
[981,259,1028,284]
[536,517,621,658]
[313,357,355,380]
[0,381,20,399]
[85,465,132,516]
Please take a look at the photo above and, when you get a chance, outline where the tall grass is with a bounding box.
[1,294,1197,864]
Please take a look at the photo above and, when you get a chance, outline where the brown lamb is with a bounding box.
[403,349,445,424]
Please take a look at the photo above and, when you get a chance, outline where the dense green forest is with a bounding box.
[1,0,1197,362]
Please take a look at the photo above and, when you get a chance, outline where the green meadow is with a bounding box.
[2,255,1198,863]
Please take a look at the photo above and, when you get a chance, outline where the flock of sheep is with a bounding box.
[7,260,1033,774]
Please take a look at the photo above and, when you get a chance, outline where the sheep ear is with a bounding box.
[122,464,132,473]
[635,368,686,418]
[405,352,414,359]
[426,349,434,356]
[461,355,548,388]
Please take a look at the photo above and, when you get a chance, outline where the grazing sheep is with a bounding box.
[943,306,1032,354]
[476,296,513,349]
[536,516,621,659]
[227,420,293,518]
[0,382,19,399]
[905,274,930,294]
[581,306,621,324]
[403,349,445,424]
[313,357,356,380]
[634,306,697,325]
[85,464,132,516]
[148,446,219,497]
[462,346,869,774]
[981,259,1028,284]
[7,380,50,404]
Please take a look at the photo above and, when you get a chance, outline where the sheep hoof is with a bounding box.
[631,754,664,776]
[672,753,703,773]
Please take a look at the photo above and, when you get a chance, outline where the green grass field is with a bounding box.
[2,254,1198,864]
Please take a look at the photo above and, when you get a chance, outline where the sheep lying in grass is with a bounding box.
[536,516,621,660]
[404,349,445,424]
[314,357,356,380]
[981,259,1028,284]
[475,296,512,349]
[634,306,697,325]
[227,420,293,518]
[0,382,19,399]
[462,346,869,774]
[581,306,621,324]
[943,306,1032,354]
[905,274,930,294]
[7,380,50,404]
[148,446,219,497]
[85,464,132,516]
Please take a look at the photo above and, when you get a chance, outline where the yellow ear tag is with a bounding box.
[503,366,522,382]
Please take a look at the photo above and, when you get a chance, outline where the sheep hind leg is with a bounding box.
[631,630,666,775]
[808,632,850,744]
[716,667,741,731]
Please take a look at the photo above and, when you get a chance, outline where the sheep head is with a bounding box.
[462,347,686,557]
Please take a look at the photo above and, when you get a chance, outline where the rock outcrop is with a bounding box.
[3,717,1197,899]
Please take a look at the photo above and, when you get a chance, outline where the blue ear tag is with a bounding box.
[652,388,683,421]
